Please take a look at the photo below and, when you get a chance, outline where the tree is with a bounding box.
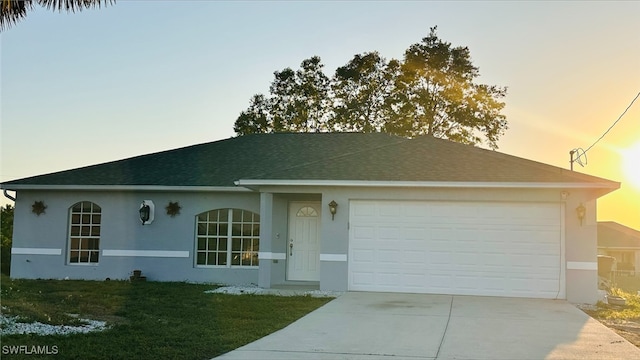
[234,56,332,135]
[1,0,115,31]
[234,94,271,136]
[295,56,332,132]
[385,27,507,149]
[269,56,331,133]
[1,204,14,275]
[234,27,508,149]
[331,52,400,133]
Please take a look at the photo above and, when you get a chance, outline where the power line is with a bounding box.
[583,91,640,155]
[569,90,639,170]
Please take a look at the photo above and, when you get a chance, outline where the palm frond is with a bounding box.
[37,0,115,12]
[1,0,114,31]
[1,0,34,31]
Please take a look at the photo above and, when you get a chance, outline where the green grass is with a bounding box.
[0,274,332,359]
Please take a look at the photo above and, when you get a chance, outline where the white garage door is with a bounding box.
[349,200,563,299]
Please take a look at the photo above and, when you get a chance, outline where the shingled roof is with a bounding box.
[598,222,640,249]
[1,133,619,189]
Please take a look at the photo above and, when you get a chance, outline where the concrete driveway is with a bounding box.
[215,292,640,359]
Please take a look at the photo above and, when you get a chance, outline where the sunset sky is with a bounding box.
[1,1,639,229]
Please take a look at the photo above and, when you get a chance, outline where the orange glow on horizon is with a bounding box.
[622,141,640,191]
[595,140,640,231]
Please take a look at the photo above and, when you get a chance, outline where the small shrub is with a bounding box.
[1,204,14,275]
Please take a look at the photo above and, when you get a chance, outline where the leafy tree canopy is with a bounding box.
[1,0,115,31]
[1,203,13,236]
[1,204,14,275]
[234,27,508,149]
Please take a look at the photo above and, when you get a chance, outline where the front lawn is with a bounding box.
[0,275,332,359]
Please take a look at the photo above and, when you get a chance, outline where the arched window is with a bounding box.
[68,201,101,264]
[296,206,318,217]
[196,209,259,267]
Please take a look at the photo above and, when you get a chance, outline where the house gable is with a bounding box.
[598,222,640,249]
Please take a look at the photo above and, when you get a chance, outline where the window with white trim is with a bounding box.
[196,209,259,267]
[68,201,101,264]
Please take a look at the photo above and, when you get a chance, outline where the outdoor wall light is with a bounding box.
[328,200,338,220]
[139,200,155,225]
[576,203,586,226]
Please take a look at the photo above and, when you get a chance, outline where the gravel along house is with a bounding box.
[1,133,619,304]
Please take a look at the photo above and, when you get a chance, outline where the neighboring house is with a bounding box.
[598,221,640,275]
[0,133,620,303]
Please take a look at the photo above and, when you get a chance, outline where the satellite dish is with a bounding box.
[570,148,587,170]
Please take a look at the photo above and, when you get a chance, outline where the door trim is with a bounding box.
[287,201,321,281]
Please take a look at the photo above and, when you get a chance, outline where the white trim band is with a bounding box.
[102,250,189,258]
[12,248,62,255]
[258,252,287,260]
[235,179,619,190]
[566,261,597,270]
[320,254,347,262]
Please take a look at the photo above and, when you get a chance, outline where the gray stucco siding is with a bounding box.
[9,184,604,303]
[256,185,602,303]
[11,190,260,284]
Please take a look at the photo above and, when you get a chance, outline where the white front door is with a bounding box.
[287,202,321,281]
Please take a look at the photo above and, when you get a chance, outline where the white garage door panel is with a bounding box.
[349,200,562,299]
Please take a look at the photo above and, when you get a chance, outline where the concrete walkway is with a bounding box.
[215,292,640,359]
